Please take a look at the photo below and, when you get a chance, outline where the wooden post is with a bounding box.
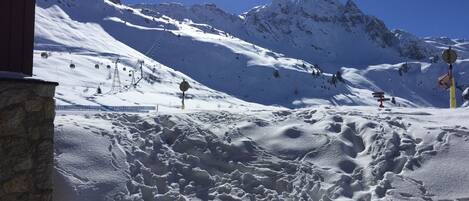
[0,0,36,76]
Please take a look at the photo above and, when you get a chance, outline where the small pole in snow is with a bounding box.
[179,79,190,110]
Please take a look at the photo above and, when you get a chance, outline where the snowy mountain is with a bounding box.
[29,0,469,201]
[34,0,469,109]
[135,0,440,68]
[425,37,469,59]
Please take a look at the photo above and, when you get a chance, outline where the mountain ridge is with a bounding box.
[134,0,441,67]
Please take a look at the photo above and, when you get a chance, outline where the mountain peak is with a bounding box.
[270,0,344,17]
[344,0,362,15]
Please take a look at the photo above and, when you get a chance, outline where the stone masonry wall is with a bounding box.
[0,78,57,201]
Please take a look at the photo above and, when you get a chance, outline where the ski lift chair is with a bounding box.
[41,52,49,59]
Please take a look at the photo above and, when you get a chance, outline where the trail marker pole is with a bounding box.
[179,79,190,110]
[372,92,390,108]
[442,47,458,108]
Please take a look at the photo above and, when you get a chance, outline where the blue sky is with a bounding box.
[123,0,469,39]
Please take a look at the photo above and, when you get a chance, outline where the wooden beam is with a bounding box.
[0,0,36,76]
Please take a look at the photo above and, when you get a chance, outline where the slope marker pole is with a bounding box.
[442,47,458,108]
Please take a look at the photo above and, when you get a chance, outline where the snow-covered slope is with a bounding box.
[54,107,469,200]
[34,0,469,109]
[425,37,469,59]
[30,1,469,201]
[34,0,274,110]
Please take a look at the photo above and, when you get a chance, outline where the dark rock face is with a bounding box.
[0,79,57,201]
[110,0,121,4]
[245,0,397,47]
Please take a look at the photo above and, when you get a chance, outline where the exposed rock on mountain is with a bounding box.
[135,0,439,67]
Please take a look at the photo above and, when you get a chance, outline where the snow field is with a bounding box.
[54,107,469,200]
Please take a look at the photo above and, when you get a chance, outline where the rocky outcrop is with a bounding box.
[393,29,439,60]
[110,0,121,4]
[0,77,58,201]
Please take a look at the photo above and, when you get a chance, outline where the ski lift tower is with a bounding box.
[129,70,137,88]
[133,59,145,86]
[111,58,122,92]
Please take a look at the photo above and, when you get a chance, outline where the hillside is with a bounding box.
[30,0,469,201]
[34,0,468,109]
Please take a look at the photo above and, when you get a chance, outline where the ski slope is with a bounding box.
[34,1,274,111]
[34,0,468,109]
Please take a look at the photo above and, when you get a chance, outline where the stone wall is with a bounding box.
[0,78,58,201]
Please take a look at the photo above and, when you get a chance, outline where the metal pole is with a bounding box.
[182,91,185,110]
